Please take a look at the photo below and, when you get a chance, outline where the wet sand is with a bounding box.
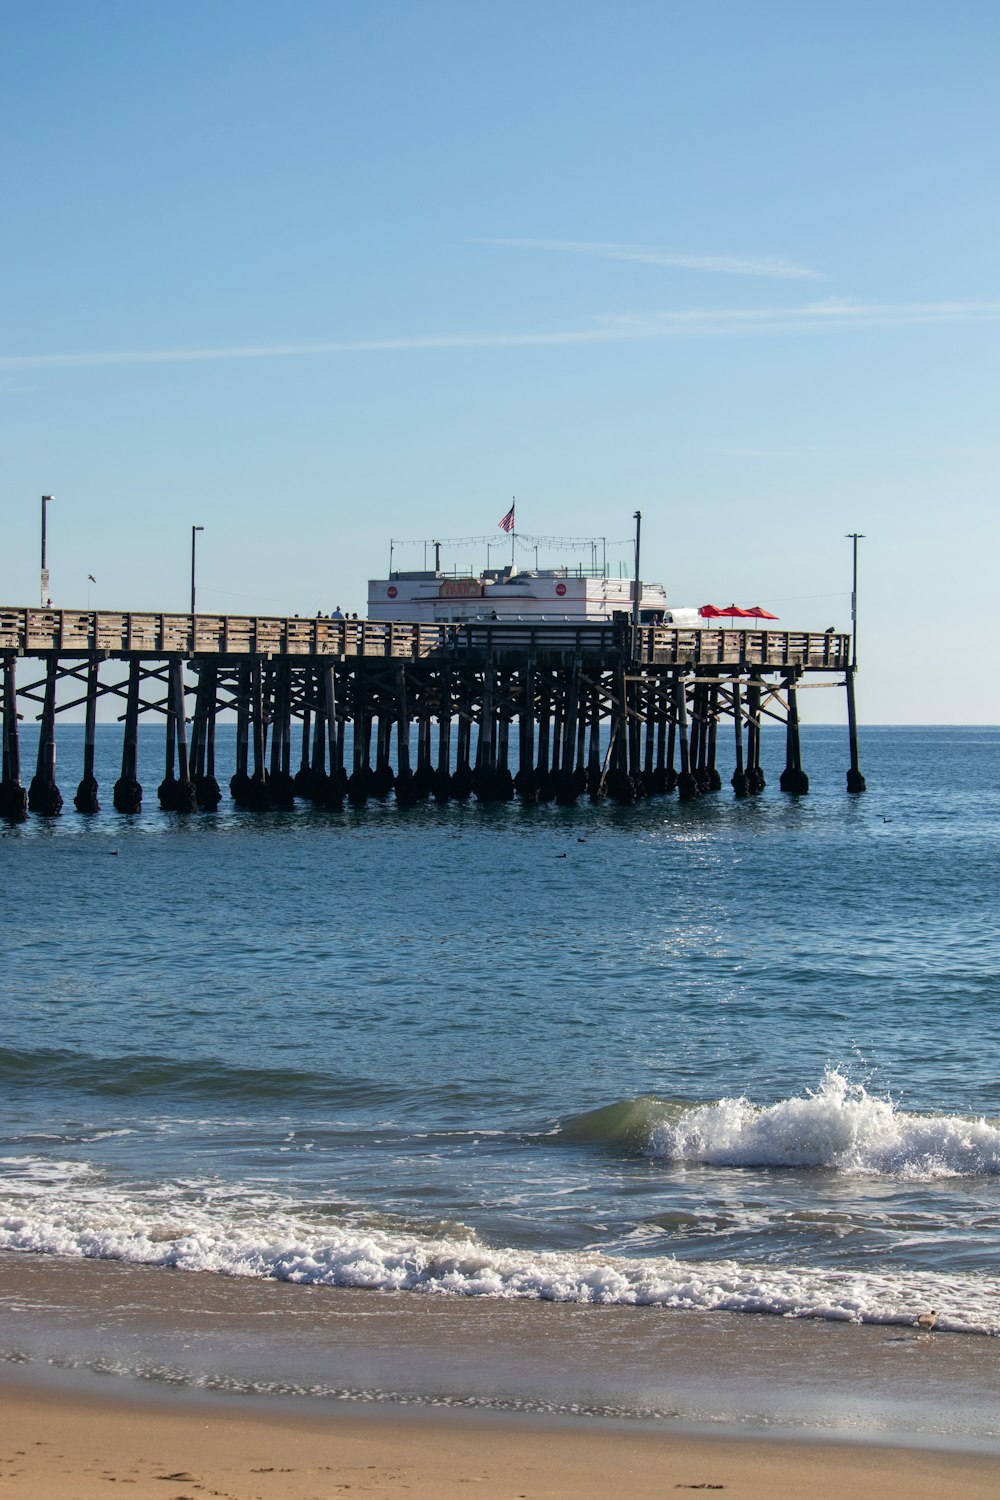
[2,1252,999,1496]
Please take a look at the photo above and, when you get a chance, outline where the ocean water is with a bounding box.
[2,724,1000,1356]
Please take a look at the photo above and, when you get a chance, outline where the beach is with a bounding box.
[5,1374,1000,1500]
[3,1252,1000,1497]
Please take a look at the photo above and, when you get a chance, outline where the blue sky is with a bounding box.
[2,1,998,722]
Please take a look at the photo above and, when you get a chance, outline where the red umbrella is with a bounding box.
[698,604,725,618]
[720,604,754,619]
[745,605,779,620]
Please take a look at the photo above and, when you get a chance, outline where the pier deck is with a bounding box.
[0,607,863,821]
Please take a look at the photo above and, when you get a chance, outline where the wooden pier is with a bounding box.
[0,607,865,821]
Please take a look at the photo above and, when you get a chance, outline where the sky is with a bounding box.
[2,1,998,724]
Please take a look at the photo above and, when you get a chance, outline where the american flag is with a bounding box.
[498,502,515,533]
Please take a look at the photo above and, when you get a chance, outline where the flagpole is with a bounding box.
[510,498,515,567]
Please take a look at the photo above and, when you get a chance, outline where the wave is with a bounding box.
[0,1045,407,1108]
[1,1158,997,1334]
[569,1071,1000,1179]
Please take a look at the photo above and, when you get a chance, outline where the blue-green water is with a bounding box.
[2,726,1000,1334]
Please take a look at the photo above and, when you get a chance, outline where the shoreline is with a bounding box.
[3,1368,1000,1500]
[2,1252,999,1452]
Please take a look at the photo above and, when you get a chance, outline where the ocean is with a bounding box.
[2,723,1000,1423]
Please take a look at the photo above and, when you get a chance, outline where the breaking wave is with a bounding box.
[569,1071,1000,1179]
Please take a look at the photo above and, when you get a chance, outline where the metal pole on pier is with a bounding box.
[846,532,864,671]
[40,494,53,606]
[631,510,642,657]
[191,525,204,617]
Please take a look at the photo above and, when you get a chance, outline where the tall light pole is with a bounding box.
[631,509,642,654]
[846,532,864,670]
[41,494,54,606]
[191,525,204,616]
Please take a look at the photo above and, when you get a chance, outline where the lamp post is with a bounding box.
[844,532,866,793]
[191,525,204,616]
[631,509,642,655]
[846,532,864,670]
[41,494,54,606]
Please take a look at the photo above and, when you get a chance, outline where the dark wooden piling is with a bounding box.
[268,661,295,808]
[450,673,471,800]
[323,664,344,805]
[28,657,63,815]
[1,655,27,822]
[113,660,143,812]
[295,676,314,798]
[495,672,514,801]
[779,676,809,795]
[168,658,198,812]
[746,680,765,793]
[434,667,452,801]
[347,672,368,805]
[663,678,677,795]
[535,674,553,800]
[74,657,101,812]
[706,683,722,791]
[675,674,698,801]
[845,668,866,793]
[556,661,581,805]
[230,661,253,806]
[692,682,708,794]
[393,664,417,805]
[414,683,433,799]
[731,679,749,797]
[586,681,602,799]
[193,662,222,809]
[245,659,269,810]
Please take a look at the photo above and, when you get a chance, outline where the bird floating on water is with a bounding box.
[916,1309,939,1332]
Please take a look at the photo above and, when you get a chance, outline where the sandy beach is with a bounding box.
[3,1253,1000,1497]
[3,1373,1000,1500]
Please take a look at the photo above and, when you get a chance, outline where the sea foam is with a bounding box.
[1,1154,998,1335]
[643,1070,1000,1178]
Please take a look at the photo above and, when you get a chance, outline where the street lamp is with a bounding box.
[191,525,204,615]
[631,509,642,653]
[846,532,865,670]
[41,494,54,606]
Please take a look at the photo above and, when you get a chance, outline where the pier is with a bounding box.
[0,607,865,822]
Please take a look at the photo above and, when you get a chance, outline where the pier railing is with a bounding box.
[0,608,851,672]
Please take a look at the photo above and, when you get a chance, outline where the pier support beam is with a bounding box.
[73,657,101,812]
[675,675,698,801]
[192,662,222,808]
[779,677,809,795]
[28,657,63,816]
[1,655,27,822]
[746,681,765,793]
[347,672,369,806]
[730,680,749,798]
[114,660,143,813]
[433,668,452,801]
[845,668,866,793]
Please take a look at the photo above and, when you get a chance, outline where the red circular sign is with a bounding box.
[387,585,398,598]
[555,582,567,597]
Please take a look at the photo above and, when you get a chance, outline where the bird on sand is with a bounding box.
[916,1309,939,1332]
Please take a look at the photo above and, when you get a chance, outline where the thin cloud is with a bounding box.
[473,236,823,280]
[2,300,998,371]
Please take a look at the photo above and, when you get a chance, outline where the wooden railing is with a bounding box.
[0,608,851,672]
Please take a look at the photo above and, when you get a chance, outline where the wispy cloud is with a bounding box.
[473,237,824,280]
[1,300,997,371]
